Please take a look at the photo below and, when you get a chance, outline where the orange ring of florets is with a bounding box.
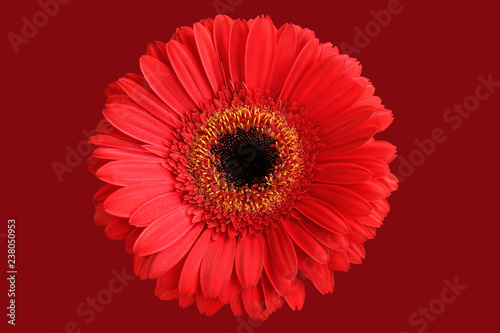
[187,106,303,220]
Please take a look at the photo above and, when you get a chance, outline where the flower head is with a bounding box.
[89,14,398,321]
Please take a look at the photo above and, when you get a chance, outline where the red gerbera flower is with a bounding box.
[89,14,398,321]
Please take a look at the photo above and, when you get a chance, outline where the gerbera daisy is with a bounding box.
[88,14,398,321]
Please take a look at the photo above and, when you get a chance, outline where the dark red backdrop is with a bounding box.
[2,0,499,332]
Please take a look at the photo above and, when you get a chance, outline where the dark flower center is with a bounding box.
[185,105,312,234]
[211,127,279,188]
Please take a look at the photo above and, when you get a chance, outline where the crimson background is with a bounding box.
[2,0,499,332]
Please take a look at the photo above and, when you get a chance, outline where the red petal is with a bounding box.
[125,227,144,254]
[294,197,351,234]
[263,240,294,296]
[201,18,214,33]
[155,259,184,300]
[167,40,213,106]
[228,19,250,86]
[87,154,103,175]
[93,147,164,162]
[268,23,297,94]
[281,215,329,263]
[147,223,204,278]
[88,134,144,152]
[290,55,345,109]
[102,215,134,240]
[179,294,195,308]
[230,293,245,316]
[311,271,335,295]
[129,191,185,227]
[103,103,173,146]
[355,214,383,228]
[200,233,236,298]
[346,243,364,264]
[95,117,140,142]
[313,162,372,184]
[328,249,350,272]
[96,160,172,186]
[295,248,333,294]
[369,108,394,132]
[260,271,282,313]
[106,94,132,105]
[219,271,241,304]
[350,242,366,259]
[347,218,371,243]
[325,155,389,178]
[308,183,372,217]
[235,234,264,288]
[318,106,375,142]
[178,228,213,297]
[245,15,276,92]
[316,124,377,159]
[295,28,315,56]
[133,255,149,279]
[285,278,305,311]
[103,181,175,217]
[171,26,198,61]
[105,80,125,97]
[310,77,367,125]
[279,38,321,102]
[293,212,349,252]
[372,199,390,219]
[267,223,298,279]
[241,284,266,321]
[194,23,225,94]
[133,203,192,256]
[139,55,197,114]
[371,196,394,216]
[141,144,170,158]
[146,41,169,67]
[319,42,340,58]
[350,140,397,160]
[196,293,223,316]
[93,183,120,205]
[213,15,234,84]
[340,56,362,78]
[117,77,182,126]
[342,179,389,201]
